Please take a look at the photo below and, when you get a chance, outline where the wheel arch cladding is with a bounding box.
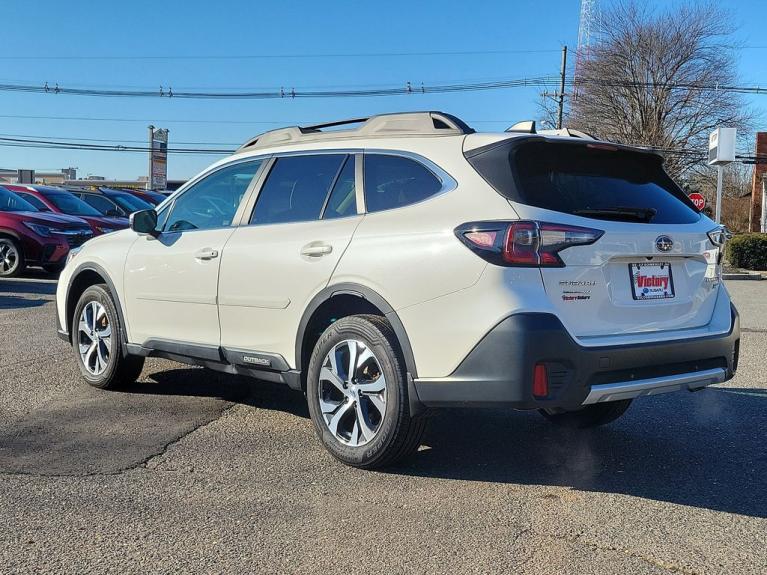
[66,263,128,353]
[296,283,419,381]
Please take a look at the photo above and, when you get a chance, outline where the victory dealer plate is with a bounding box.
[629,262,675,300]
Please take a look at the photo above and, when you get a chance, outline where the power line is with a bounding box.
[0,132,238,146]
[0,136,231,154]
[0,48,561,61]
[0,134,762,165]
[0,76,561,99]
[0,76,764,101]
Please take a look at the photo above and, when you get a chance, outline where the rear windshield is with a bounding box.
[45,191,102,216]
[466,139,700,224]
[111,192,152,212]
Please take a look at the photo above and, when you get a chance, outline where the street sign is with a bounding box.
[708,128,736,166]
[708,127,736,223]
[148,126,168,190]
[688,192,706,211]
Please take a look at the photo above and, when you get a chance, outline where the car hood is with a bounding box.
[14,211,91,229]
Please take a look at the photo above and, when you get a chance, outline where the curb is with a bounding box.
[723,273,763,281]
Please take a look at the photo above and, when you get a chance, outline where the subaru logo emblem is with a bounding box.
[655,235,673,252]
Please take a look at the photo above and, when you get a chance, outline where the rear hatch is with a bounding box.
[466,136,724,339]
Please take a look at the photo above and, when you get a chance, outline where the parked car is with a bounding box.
[0,186,93,277]
[5,185,129,236]
[56,111,740,468]
[120,188,167,206]
[69,187,154,218]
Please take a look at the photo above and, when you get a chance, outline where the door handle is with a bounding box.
[301,243,333,257]
[195,248,219,261]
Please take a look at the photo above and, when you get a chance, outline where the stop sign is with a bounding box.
[689,192,706,211]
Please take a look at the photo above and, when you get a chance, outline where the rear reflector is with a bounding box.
[455,220,604,267]
[533,363,549,398]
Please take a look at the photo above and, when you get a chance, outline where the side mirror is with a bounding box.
[130,209,158,237]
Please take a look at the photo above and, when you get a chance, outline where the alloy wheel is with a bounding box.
[0,239,19,276]
[78,301,112,376]
[318,339,387,447]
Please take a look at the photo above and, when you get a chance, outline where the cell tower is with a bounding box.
[574,0,599,100]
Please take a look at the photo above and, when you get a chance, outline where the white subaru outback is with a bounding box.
[56,111,740,468]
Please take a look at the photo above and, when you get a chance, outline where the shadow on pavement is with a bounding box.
[0,279,58,297]
[391,386,767,519]
[0,295,50,309]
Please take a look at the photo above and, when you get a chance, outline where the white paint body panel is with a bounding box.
[124,229,235,345]
[218,216,362,363]
[55,129,733,383]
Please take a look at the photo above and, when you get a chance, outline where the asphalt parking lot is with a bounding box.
[1,277,765,574]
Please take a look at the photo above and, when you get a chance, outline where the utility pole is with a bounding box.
[147,125,155,188]
[557,45,568,130]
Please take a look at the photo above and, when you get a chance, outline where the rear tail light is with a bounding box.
[455,220,604,267]
[533,363,549,398]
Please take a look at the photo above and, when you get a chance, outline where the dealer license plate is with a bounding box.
[629,262,675,300]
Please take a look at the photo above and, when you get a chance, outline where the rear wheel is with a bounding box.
[0,237,24,278]
[306,314,426,469]
[73,284,144,389]
[539,399,632,429]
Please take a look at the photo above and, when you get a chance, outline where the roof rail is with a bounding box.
[236,111,474,153]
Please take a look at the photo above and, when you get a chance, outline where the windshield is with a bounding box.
[111,192,152,213]
[0,188,39,212]
[466,139,701,224]
[45,191,103,216]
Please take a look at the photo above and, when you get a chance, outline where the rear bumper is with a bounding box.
[413,306,740,410]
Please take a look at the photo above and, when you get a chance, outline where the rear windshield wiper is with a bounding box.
[573,207,657,223]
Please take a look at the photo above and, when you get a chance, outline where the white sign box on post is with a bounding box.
[708,128,736,166]
[708,127,736,224]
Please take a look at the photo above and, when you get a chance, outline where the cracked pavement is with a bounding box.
[1,277,766,574]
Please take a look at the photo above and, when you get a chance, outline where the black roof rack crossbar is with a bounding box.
[302,117,370,132]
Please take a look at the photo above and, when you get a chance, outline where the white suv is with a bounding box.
[56,111,740,468]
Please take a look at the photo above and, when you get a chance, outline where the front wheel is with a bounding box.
[73,284,144,389]
[539,399,633,429]
[306,314,426,469]
[0,237,24,277]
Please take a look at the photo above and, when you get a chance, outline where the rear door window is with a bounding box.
[251,154,346,225]
[322,156,357,219]
[466,139,700,224]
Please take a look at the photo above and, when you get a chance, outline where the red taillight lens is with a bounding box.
[533,363,549,398]
[456,220,603,267]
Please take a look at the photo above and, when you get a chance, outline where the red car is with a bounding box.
[0,187,93,277]
[5,185,129,236]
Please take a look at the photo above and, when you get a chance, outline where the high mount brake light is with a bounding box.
[455,220,604,267]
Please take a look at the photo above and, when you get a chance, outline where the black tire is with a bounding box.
[72,284,144,389]
[0,237,25,278]
[539,399,633,429]
[306,314,426,469]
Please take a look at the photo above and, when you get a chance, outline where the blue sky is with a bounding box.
[1,0,765,180]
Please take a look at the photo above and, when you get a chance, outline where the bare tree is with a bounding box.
[569,1,751,179]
